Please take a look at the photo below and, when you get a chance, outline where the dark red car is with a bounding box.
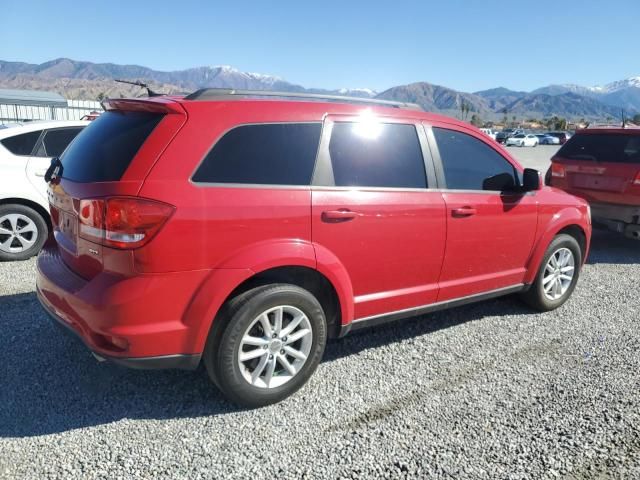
[547,127,640,240]
[36,90,591,406]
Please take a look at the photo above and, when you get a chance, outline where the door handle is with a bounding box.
[321,209,357,223]
[452,206,477,217]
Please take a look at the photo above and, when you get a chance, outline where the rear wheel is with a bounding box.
[520,234,582,311]
[204,284,327,407]
[0,204,48,261]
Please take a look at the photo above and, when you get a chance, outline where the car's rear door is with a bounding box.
[26,127,84,200]
[426,123,538,301]
[311,114,446,321]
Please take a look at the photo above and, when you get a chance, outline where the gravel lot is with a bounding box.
[1,145,639,479]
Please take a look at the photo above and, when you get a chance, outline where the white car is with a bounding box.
[505,133,539,147]
[0,120,88,260]
[479,128,497,140]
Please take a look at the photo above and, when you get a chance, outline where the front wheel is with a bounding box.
[204,284,327,407]
[0,204,48,261]
[519,234,582,311]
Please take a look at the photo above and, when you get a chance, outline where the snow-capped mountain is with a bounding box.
[533,77,640,112]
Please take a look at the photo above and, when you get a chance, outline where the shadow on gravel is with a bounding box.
[0,289,531,438]
[586,229,640,265]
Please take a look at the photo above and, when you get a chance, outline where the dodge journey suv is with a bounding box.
[547,126,640,240]
[36,90,591,407]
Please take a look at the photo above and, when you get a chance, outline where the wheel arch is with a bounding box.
[524,213,590,284]
[0,197,52,231]
[184,241,355,354]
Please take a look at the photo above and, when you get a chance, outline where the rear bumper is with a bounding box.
[36,245,209,368]
[40,295,200,369]
[591,203,640,239]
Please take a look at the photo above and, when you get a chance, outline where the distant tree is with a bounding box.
[633,114,640,124]
[96,92,106,101]
[470,114,483,127]
[460,100,471,120]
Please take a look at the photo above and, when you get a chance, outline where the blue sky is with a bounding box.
[2,0,638,93]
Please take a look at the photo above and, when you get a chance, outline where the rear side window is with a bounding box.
[60,111,163,182]
[192,123,321,185]
[433,127,518,191]
[36,128,83,157]
[557,134,640,164]
[328,122,426,188]
[1,130,42,156]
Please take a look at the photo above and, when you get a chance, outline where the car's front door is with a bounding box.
[426,124,538,302]
[311,114,446,321]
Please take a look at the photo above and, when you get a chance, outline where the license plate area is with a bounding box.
[55,211,78,254]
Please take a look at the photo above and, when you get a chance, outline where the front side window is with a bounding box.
[328,122,426,188]
[0,130,42,156]
[192,123,322,185]
[433,127,518,191]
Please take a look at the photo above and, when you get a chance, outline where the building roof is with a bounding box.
[0,88,67,107]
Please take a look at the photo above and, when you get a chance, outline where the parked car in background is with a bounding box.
[506,133,539,147]
[547,131,572,144]
[479,128,496,140]
[546,126,640,240]
[496,128,524,144]
[0,120,88,260]
[535,134,560,145]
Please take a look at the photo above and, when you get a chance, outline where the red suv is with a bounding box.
[547,127,640,240]
[36,90,591,406]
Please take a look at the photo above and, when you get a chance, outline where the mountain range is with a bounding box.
[0,58,638,120]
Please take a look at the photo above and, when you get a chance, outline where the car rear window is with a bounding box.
[60,111,164,182]
[192,123,321,185]
[1,130,42,156]
[557,133,640,164]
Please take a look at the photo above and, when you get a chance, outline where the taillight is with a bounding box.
[551,163,566,178]
[78,197,174,249]
[633,171,640,186]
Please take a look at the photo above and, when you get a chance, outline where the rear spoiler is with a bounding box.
[101,98,185,115]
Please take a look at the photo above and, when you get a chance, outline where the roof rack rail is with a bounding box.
[184,88,422,110]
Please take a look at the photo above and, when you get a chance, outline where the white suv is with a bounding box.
[0,120,88,260]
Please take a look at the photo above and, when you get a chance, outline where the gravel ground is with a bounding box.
[1,145,639,479]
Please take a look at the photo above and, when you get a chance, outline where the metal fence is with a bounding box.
[0,99,103,124]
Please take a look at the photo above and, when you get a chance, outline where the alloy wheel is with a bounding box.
[0,213,38,253]
[237,305,313,389]
[542,247,575,301]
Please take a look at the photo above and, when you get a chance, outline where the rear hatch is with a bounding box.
[48,98,187,279]
[551,131,640,206]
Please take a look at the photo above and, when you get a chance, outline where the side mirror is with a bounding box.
[522,168,542,191]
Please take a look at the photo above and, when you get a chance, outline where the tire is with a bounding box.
[0,203,48,261]
[204,284,327,407]
[519,234,582,312]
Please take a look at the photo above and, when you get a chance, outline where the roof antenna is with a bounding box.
[114,79,164,97]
